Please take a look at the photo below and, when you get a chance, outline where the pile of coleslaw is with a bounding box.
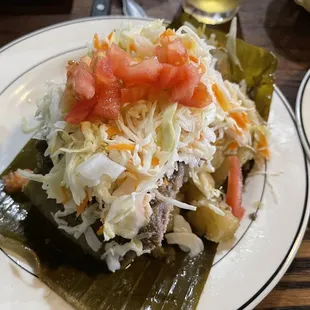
[19,19,269,272]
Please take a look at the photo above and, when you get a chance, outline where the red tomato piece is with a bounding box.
[93,56,116,86]
[121,85,149,103]
[166,38,188,66]
[182,82,212,108]
[170,63,201,104]
[148,86,169,104]
[155,38,188,66]
[155,45,168,64]
[226,156,245,219]
[108,44,162,86]
[157,64,181,89]
[107,43,132,77]
[72,63,95,100]
[92,82,121,120]
[65,96,98,124]
[118,57,162,86]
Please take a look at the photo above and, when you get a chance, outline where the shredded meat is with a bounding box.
[141,163,186,250]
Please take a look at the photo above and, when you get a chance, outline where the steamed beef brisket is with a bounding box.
[141,163,186,251]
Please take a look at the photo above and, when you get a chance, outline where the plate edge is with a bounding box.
[241,86,310,310]
[296,69,310,160]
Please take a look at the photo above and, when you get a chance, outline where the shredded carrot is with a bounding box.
[151,157,160,166]
[106,144,135,151]
[212,84,232,112]
[189,55,198,63]
[60,187,70,204]
[93,33,101,50]
[129,42,136,52]
[107,31,114,41]
[183,39,195,50]
[77,192,89,216]
[106,126,122,137]
[97,225,104,236]
[101,41,109,51]
[93,33,109,51]
[228,141,238,151]
[257,130,270,159]
[160,29,175,39]
[229,112,250,130]
[199,63,206,74]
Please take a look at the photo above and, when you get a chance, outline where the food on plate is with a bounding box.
[2,20,272,273]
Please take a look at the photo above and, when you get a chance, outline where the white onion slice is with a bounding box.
[155,191,197,211]
[84,227,102,252]
[76,153,125,181]
[165,232,204,257]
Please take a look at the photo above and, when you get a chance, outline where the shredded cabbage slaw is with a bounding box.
[19,20,269,272]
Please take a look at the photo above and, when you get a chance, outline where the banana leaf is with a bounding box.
[0,12,277,310]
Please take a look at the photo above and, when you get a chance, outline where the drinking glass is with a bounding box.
[182,0,243,25]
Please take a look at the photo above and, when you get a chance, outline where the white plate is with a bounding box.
[0,16,309,310]
[296,69,310,159]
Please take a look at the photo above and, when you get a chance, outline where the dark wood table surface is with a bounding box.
[1,0,310,309]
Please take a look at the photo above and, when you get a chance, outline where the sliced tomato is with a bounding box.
[226,156,245,219]
[157,64,181,89]
[72,63,95,100]
[108,44,162,86]
[155,45,168,64]
[166,38,188,66]
[65,96,98,124]
[107,43,132,77]
[92,81,121,120]
[118,57,162,86]
[148,86,169,104]
[155,38,188,66]
[182,82,212,108]
[170,63,201,104]
[93,56,116,86]
[121,85,149,103]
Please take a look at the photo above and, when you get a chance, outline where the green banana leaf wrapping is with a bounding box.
[0,14,277,310]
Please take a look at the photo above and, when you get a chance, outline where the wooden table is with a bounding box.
[0,0,310,308]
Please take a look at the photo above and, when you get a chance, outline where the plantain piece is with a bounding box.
[187,202,239,243]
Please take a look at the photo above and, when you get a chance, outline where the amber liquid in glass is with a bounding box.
[183,0,242,25]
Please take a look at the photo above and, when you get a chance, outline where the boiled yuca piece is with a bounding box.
[187,202,239,243]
